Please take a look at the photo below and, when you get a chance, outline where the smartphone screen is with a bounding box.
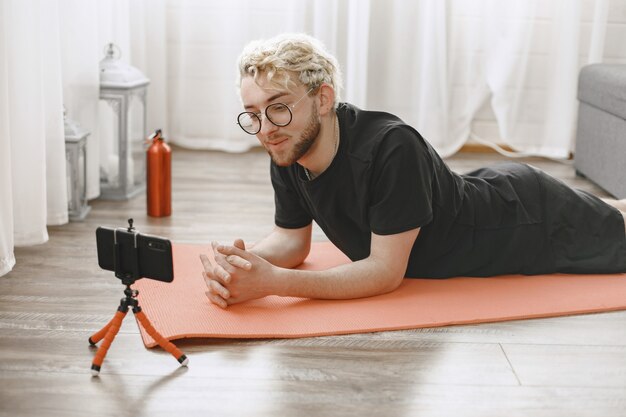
[96,227,174,283]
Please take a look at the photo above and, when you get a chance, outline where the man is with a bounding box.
[200,33,626,309]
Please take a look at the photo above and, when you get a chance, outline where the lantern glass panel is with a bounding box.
[98,100,126,188]
[128,94,146,187]
[66,151,75,212]
[78,146,86,207]
[65,137,90,220]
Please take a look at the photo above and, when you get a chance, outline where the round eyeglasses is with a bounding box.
[236,88,314,135]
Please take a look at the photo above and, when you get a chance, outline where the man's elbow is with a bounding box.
[380,270,405,294]
[285,239,311,268]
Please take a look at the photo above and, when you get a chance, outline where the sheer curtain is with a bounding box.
[166,0,614,157]
[165,0,373,152]
[1,0,67,276]
[0,0,617,277]
[0,0,145,277]
[482,0,598,158]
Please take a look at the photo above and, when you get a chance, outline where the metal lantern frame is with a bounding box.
[99,43,150,200]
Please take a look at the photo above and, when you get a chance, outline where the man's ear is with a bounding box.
[317,83,335,116]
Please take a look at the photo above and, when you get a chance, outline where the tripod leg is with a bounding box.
[91,310,127,376]
[88,312,119,345]
[134,310,189,366]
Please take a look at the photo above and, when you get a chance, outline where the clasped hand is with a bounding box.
[199,239,275,308]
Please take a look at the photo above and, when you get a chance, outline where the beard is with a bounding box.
[267,101,320,167]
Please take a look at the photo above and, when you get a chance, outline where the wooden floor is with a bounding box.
[2,147,626,417]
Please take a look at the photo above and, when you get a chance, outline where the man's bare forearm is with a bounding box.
[249,225,311,268]
[271,257,403,300]
[208,228,419,306]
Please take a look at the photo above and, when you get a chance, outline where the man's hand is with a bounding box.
[200,228,419,307]
[200,239,250,308]
[210,242,278,305]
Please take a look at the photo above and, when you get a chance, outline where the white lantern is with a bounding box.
[64,109,91,221]
[98,43,150,200]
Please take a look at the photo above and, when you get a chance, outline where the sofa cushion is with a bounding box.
[578,64,626,120]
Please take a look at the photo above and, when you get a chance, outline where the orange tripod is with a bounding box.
[89,285,189,376]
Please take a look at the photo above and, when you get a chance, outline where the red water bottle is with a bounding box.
[146,129,171,217]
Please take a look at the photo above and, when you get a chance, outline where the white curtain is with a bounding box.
[482,0,597,158]
[165,0,376,152]
[165,0,614,158]
[0,0,149,277]
[367,0,614,159]
[1,0,67,276]
[0,0,15,275]
[0,0,618,277]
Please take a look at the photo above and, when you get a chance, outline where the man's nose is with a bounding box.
[259,115,278,136]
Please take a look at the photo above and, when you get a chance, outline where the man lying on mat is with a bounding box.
[200,33,626,309]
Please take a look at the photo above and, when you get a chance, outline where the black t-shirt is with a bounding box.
[271,103,626,277]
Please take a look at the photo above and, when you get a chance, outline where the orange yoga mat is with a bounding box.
[133,242,626,348]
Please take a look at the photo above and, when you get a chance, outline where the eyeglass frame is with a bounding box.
[236,87,315,135]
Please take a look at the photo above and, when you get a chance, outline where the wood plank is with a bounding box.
[0,330,518,387]
[2,371,626,417]
[502,343,626,388]
[317,311,626,347]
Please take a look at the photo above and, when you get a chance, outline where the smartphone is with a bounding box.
[96,227,174,283]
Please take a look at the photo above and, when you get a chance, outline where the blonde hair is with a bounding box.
[237,33,342,106]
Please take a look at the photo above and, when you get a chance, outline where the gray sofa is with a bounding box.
[574,64,626,198]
